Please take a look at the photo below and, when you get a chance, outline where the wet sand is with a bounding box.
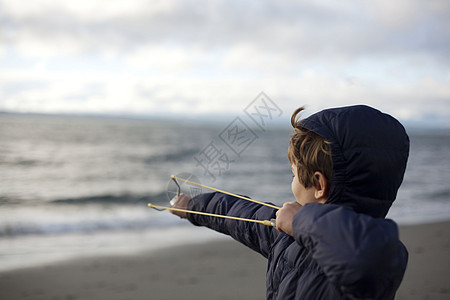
[0,221,449,300]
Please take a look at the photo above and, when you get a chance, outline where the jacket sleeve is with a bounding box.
[186,192,279,258]
[292,203,408,299]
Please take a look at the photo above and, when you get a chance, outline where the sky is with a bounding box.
[0,0,449,127]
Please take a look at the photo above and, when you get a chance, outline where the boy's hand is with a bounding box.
[169,193,191,219]
[275,201,302,236]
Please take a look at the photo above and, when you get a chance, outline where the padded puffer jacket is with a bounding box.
[187,105,410,299]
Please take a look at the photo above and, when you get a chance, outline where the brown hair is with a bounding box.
[288,107,333,188]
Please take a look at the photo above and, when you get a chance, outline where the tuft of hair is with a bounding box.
[288,107,333,188]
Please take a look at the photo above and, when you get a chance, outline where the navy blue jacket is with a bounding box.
[187,105,409,299]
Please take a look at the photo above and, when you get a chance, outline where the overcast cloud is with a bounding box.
[0,0,449,126]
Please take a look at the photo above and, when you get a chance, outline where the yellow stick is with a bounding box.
[171,175,280,210]
[148,203,274,227]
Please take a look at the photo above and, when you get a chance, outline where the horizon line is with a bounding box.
[1,110,449,131]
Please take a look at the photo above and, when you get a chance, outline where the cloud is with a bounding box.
[0,0,449,126]
[2,0,449,59]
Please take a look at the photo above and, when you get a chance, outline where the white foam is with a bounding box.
[0,226,227,273]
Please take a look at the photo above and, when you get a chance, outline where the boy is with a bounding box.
[170,105,409,299]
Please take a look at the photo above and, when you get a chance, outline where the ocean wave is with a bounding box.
[430,189,450,200]
[51,191,169,205]
[143,148,199,164]
[0,196,14,204]
[0,205,184,237]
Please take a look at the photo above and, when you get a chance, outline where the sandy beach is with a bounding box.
[0,221,449,300]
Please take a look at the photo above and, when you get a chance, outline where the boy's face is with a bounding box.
[291,164,317,206]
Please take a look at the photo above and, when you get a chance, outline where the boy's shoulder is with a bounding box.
[294,202,400,240]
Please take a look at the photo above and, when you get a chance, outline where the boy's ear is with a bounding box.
[313,172,329,203]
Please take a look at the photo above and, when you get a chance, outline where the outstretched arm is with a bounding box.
[171,192,279,258]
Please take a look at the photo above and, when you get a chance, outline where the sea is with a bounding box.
[1,113,449,272]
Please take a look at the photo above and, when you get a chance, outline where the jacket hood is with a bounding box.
[299,105,409,218]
